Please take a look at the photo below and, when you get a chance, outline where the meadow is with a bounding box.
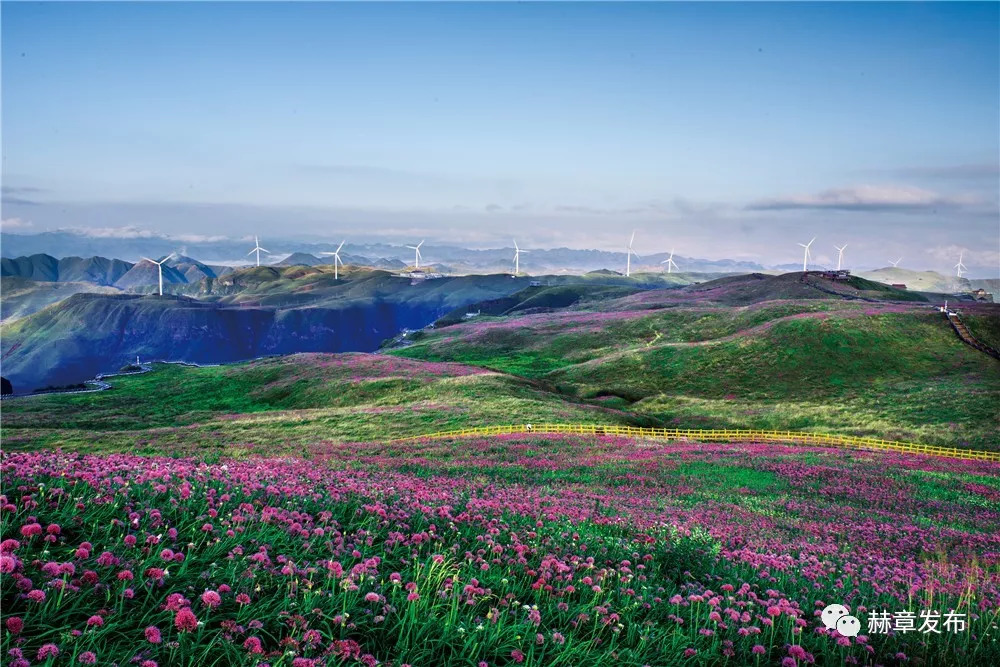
[3,435,999,665]
[393,301,1000,450]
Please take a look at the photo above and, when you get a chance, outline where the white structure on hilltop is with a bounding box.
[955,251,967,278]
[513,239,528,276]
[320,240,346,280]
[625,231,639,277]
[140,253,175,296]
[834,244,848,271]
[889,257,902,268]
[798,237,815,271]
[661,248,679,274]
[406,240,424,269]
[247,235,270,267]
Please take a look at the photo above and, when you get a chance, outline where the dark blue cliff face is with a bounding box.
[0,281,517,392]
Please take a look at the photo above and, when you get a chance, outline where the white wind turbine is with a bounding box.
[834,243,848,271]
[661,248,679,274]
[889,257,902,268]
[247,235,270,267]
[406,240,424,269]
[955,251,967,278]
[140,253,175,296]
[798,237,815,272]
[513,240,528,276]
[625,231,639,277]
[319,240,346,280]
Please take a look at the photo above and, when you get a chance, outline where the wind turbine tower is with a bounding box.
[798,237,815,272]
[320,240,346,280]
[140,253,175,296]
[834,244,848,271]
[955,251,967,278]
[626,231,639,277]
[513,240,528,276]
[406,240,424,269]
[661,249,679,274]
[247,236,270,267]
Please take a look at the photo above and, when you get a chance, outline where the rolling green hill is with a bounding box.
[389,275,1000,449]
[0,354,644,454]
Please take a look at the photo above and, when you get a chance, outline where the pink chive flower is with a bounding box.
[364,592,380,603]
[6,617,24,634]
[27,589,46,603]
[37,644,60,660]
[201,590,222,608]
[78,652,97,664]
[144,626,162,643]
[46,524,61,535]
[510,650,525,664]
[407,592,420,602]
[86,615,104,627]
[753,645,766,655]
[243,637,264,654]
[174,608,198,632]
[20,523,42,538]
[789,645,806,659]
[236,593,251,605]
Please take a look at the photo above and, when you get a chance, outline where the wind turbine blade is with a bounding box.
[141,257,155,264]
[258,248,270,253]
[629,230,636,247]
[337,241,345,253]
[247,249,256,256]
[417,240,424,248]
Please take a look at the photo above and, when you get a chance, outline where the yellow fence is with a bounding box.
[393,424,1000,462]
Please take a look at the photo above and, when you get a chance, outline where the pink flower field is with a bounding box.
[2,436,999,665]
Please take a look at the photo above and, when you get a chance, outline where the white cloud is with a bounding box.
[925,244,999,267]
[747,185,978,212]
[59,225,227,242]
[1,217,34,230]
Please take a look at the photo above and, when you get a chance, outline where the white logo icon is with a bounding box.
[836,615,861,637]
[821,603,849,630]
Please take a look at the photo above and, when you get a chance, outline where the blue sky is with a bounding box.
[2,1,998,273]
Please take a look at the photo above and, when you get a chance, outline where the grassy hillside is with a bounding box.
[0,354,644,454]
[0,276,120,321]
[392,292,1000,449]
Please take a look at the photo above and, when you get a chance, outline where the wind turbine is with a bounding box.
[625,231,639,277]
[954,251,967,278]
[661,248,679,274]
[798,237,815,272]
[406,240,424,269]
[834,244,848,271]
[247,235,270,267]
[889,257,902,268]
[319,240,346,280]
[513,240,528,276]
[140,253,175,296]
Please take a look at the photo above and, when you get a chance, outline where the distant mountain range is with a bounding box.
[2,231,766,274]
[1,253,235,288]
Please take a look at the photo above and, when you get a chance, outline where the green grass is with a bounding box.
[0,355,646,454]
[963,313,1000,351]
[392,305,1000,450]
